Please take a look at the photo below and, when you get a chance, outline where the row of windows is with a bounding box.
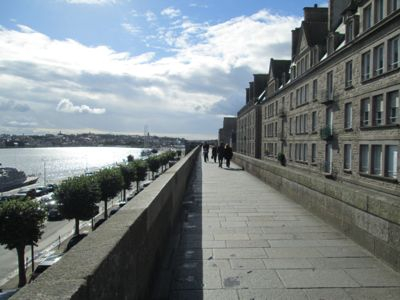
[361,35,399,81]
[285,142,398,179]
[362,0,399,33]
[360,90,399,127]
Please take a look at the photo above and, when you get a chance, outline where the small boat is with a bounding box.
[0,167,39,192]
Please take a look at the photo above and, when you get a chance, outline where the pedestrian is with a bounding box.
[211,145,217,163]
[224,144,233,168]
[217,142,225,167]
[203,143,209,162]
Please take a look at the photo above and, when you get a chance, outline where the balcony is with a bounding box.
[278,108,286,118]
[279,131,286,141]
[320,125,334,140]
[320,90,337,105]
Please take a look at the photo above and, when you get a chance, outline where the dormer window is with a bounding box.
[363,4,372,31]
[375,0,384,23]
[388,0,400,14]
[346,20,354,43]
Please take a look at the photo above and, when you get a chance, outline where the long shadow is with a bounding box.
[151,152,203,299]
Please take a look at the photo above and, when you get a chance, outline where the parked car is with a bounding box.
[65,233,88,252]
[29,254,63,282]
[45,183,57,192]
[0,288,19,299]
[117,200,127,207]
[109,207,120,217]
[48,208,63,221]
[93,218,105,230]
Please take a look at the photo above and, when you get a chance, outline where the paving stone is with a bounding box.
[265,247,322,258]
[171,289,239,300]
[263,258,313,269]
[226,240,270,248]
[182,240,226,249]
[277,269,360,288]
[344,287,400,299]
[214,233,250,241]
[316,246,370,258]
[230,259,266,270]
[305,288,351,300]
[238,288,308,300]
[344,268,400,287]
[221,270,284,289]
[249,233,294,240]
[308,257,380,269]
[268,239,322,248]
[213,248,267,259]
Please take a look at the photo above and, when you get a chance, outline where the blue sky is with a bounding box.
[0,0,327,139]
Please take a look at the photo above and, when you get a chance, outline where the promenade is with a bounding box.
[152,154,400,299]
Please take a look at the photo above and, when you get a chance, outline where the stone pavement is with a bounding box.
[152,154,400,299]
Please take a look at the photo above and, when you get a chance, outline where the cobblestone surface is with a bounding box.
[152,155,400,299]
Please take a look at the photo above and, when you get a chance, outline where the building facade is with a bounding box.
[238,0,399,196]
[218,117,237,150]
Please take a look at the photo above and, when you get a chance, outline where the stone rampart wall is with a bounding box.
[233,153,400,271]
[12,146,201,300]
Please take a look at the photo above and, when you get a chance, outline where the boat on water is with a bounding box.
[0,167,39,192]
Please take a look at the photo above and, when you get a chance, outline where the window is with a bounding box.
[312,79,318,100]
[360,145,369,173]
[385,145,398,178]
[311,144,316,163]
[275,122,278,137]
[295,116,298,134]
[387,91,399,124]
[303,114,308,133]
[299,115,303,133]
[389,0,400,13]
[345,61,353,87]
[312,111,317,132]
[363,4,372,31]
[289,118,293,135]
[346,20,354,43]
[289,144,292,160]
[388,35,399,70]
[326,71,333,99]
[373,95,383,126]
[375,0,384,23]
[305,54,309,71]
[344,144,352,170]
[264,124,266,137]
[371,145,382,175]
[361,98,370,126]
[345,103,352,129]
[304,84,309,103]
[290,92,293,109]
[373,44,384,76]
[303,144,308,162]
[362,51,371,80]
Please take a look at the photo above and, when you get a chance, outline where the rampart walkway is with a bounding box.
[152,154,400,299]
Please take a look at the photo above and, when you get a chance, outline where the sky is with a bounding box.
[0,0,327,140]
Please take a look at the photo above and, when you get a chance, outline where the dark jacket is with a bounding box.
[224,146,233,160]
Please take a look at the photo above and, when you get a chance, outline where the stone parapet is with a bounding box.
[12,146,201,300]
[233,152,400,271]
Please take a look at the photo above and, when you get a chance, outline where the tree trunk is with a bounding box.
[123,188,126,201]
[104,199,108,220]
[75,218,80,235]
[136,181,139,193]
[16,245,26,287]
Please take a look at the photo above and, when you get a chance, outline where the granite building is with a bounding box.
[238,0,399,196]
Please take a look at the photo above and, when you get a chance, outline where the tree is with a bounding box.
[159,153,169,172]
[0,199,46,287]
[96,168,123,220]
[56,175,100,235]
[133,160,147,192]
[127,154,134,162]
[147,156,160,179]
[120,164,135,201]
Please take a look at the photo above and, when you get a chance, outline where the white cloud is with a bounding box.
[121,23,140,35]
[0,10,300,137]
[5,121,38,127]
[161,7,181,18]
[64,0,117,4]
[56,99,106,114]
[145,11,157,22]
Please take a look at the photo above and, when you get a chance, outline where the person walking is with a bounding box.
[211,145,217,163]
[217,143,225,167]
[224,144,233,168]
[203,143,209,162]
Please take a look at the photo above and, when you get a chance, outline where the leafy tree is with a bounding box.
[159,153,169,172]
[120,164,135,201]
[176,150,182,158]
[147,156,160,179]
[0,199,46,287]
[96,168,123,220]
[127,154,134,162]
[56,175,100,235]
[133,160,147,192]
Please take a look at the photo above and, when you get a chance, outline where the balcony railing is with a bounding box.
[320,89,337,105]
[279,131,286,141]
[320,125,334,140]
[278,108,286,118]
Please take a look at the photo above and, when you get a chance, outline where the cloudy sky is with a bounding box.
[0,0,326,140]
